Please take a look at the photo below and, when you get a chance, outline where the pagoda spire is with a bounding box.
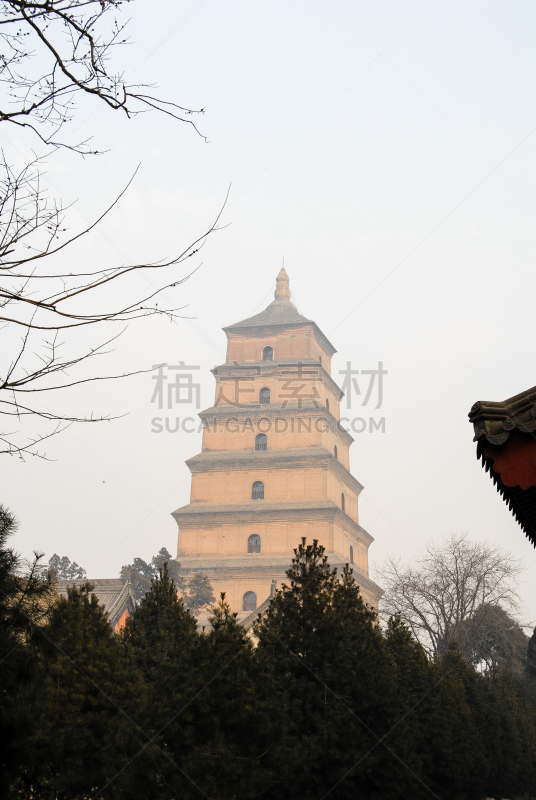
[274,267,291,301]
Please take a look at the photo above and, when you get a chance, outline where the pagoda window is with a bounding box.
[248,534,261,553]
[243,591,257,611]
[252,481,265,500]
[255,433,267,451]
[260,387,271,404]
[319,355,322,365]
[334,445,338,460]
[350,545,354,564]
[262,346,274,361]
[326,398,329,411]
[341,492,345,512]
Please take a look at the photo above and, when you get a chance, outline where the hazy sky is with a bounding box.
[2,1,536,620]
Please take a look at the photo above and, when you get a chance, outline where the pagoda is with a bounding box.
[172,269,381,616]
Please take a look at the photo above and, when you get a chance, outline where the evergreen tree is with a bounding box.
[184,571,216,614]
[0,504,52,798]
[124,564,199,699]
[122,565,204,799]
[121,547,185,603]
[383,615,435,799]
[151,547,184,587]
[179,593,276,799]
[48,553,86,580]
[120,556,155,603]
[25,583,145,800]
[526,626,536,682]
[421,645,488,800]
[255,539,396,800]
[482,666,536,798]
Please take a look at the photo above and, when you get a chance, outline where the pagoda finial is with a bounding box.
[274,267,291,301]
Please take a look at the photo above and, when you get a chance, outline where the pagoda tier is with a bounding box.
[172,268,381,615]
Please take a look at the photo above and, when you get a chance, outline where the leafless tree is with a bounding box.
[0,0,205,150]
[0,1,224,458]
[378,532,523,660]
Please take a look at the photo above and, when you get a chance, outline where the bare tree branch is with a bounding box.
[0,0,225,458]
[377,532,523,661]
[0,0,206,152]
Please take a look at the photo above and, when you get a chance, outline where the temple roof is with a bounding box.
[225,268,307,329]
[469,384,536,446]
[225,300,309,330]
[224,268,336,355]
[57,577,136,629]
[469,385,536,547]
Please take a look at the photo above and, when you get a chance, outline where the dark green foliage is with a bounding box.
[383,615,435,798]
[423,645,488,799]
[124,563,199,705]
[122,565,204,798]
[183,594,277,799]
[480,667,536,798]
[23,582,146,800]
[0,505,52,798]
[526,626,536,681]
[255,539,397,799]
[5,533,536,798]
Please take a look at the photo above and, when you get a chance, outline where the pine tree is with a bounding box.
[25,583,145,800]
[422,645,488,800]
[122,564,204,799]
[0,504,52,799]
[178,593,276,799]
[383,615,435,799]
[255,539,395,800]
[526,626,536,682]
[482,666,536,798]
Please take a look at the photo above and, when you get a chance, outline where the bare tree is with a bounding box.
[0,0,205,150]
[378,532,523,659]
[0,0,224,458]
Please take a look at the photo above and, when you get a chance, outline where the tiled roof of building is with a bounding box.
[174,498,344,516]
[223,268,336,355]
[57,578,136,629]
[225,298,310,330]
[185,447,363,492]
[469,384,536,446]
[172,500,374,545]
[469,385,536,547]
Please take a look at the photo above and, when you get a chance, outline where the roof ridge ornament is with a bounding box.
[274,267,291,301]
